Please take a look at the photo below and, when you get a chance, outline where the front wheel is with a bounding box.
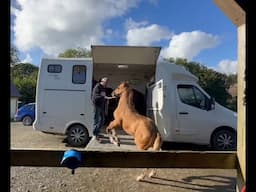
[211,129,237,151]
[67,125,89,147]
[22,116,33,126]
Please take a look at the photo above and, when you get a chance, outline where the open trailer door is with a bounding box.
[91,45,161,93]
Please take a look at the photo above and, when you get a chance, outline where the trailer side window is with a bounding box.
[72,65,86,84]
[47,64,62,73]
[177,84,207,110]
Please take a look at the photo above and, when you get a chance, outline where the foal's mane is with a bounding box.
[125,87,137,112]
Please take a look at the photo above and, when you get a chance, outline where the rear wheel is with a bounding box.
[22,116,33,126]
[212,129,237,151]
[67,125,89,147]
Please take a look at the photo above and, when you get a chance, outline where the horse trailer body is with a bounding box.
[33,45,237,149]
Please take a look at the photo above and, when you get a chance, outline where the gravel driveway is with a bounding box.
[10,122,237,192]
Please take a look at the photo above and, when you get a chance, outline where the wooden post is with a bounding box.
[212,1,246,191]
[236,23,246,191]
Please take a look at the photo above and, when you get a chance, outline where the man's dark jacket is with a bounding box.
[91,83,106,108]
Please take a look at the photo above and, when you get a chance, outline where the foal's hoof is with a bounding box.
[148,170,156,178]
[115,138,121,147]
[106,128,111,134]
[114,142,120,147]
[115,141,120,147]
[112,138,121,147]
[109,136,120,147]
[109,136,115,144]
[136,175,145,182]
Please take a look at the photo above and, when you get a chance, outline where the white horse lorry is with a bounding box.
[33,45,237,150]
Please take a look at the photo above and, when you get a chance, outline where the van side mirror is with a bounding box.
[206,96,215,111]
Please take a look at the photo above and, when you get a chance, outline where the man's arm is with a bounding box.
[104,96,116,99]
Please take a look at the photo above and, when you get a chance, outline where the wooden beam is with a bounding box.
[212,0,245,26]
[234,0,247,11]
[11,149,237,169]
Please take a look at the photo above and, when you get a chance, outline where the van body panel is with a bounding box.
[33,46,237,148]
[33,58,93,134]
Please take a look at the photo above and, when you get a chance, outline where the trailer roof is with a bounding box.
[91,45,161,66]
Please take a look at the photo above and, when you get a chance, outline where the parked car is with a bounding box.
[14,103,35,126]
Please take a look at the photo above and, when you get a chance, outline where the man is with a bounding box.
[91,77,114,142]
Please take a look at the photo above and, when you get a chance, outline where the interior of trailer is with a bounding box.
[91,45,161,124]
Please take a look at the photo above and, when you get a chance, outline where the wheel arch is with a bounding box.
[21,115,32,121]
[65,122,89,136]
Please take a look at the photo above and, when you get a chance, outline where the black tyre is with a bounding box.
[67,125,89,147]
[22,116,33,126]
[212,129,237,151]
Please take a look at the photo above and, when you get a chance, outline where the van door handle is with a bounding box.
[179,112,188,115]
[43,112,47,114]
[80,113,84,116]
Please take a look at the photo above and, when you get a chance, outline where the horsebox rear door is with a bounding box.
[91,45,161,92]
[91,45,161,66]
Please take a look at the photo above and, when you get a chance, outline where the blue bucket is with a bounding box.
[60,149,82,170]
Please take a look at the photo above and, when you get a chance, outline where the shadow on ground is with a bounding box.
[140,175,236,192]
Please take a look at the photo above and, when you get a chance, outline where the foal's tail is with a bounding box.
[153,132,162,151]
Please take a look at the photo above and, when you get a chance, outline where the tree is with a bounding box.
[11,63,39,104]
[58,47,91,58]
[11,63,39,81]
[10,46,20,67]
[226,74,237,111]
[13,76,37,104]
[226,74,237,87]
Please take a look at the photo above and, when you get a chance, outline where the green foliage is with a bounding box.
[11,63,39,104]
[58,47,91,58]
[226,96,237,112]
[226,74,237,87]
[13,77,37,104]
[201,71,231,107]
[11,63,39,81]
[166,57,237,111]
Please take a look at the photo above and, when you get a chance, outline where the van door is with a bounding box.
[175,84,212,143]
[146,80,166,137]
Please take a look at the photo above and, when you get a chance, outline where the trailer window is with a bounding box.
[72,65,86,84]
[47,64,62,73]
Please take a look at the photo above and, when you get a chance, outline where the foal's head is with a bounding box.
[112,81,130,97]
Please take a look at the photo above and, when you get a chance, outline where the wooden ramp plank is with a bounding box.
[11,148,237,169]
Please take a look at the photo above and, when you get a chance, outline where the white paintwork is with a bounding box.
[33,58,94,136]
[33,46,237,147]
[147,61,237,145]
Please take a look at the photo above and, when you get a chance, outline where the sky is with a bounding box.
[10,0,238,75]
